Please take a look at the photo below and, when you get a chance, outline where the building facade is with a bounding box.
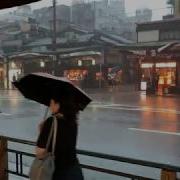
[136,18,180,94]
[0,3,134,89]
[71,0,152,40]
[34,5,71,29]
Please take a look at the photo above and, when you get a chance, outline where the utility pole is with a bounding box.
[4,57,9,90]
[52,0,57,75]
[53,0,57,52]
[99,63,102,89]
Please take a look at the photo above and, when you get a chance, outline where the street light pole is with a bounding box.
[4,57,9,90]
[52,0,57,75]
[99,63,102,89]
[53,0,57,51]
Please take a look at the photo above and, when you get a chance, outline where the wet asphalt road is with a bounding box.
[0,89,180,179]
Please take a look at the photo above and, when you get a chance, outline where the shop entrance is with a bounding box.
[156,62,176,86]
[64,69,88,87]
[9,61,23,89]
[141,62,177,94]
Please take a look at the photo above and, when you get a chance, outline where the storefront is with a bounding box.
[64,69,88,87]
[23,59,53,75]
[141,60,178,94]
[8,61,23,89]
[58,52,104,88]
[8,53,53,89]
[63,66,104,88]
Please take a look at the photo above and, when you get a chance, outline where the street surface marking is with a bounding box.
[0,97,24,101]
[128,128,180,136]
[0,113,12,116]
[0,97,37,104]
[90,103,180,115]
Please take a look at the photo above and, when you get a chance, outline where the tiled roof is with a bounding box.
[26,34,94,47]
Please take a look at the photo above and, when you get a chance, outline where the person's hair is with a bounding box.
[51,95,79,124]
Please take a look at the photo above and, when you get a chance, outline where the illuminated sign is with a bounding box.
[141,62,176,68]
[11,61,16,69]
[40,61,45,68]
[141,81,147,91]
[92,60,96,65]
[78,60,82,66]
[141,63,153,68]
[155,62,176,68]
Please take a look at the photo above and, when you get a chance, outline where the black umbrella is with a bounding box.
[0,0,41,10]
[13,73,92,111]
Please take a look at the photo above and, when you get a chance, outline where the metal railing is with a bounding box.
[0,136,179,180]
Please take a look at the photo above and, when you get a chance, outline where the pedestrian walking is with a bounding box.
[12,74,17,82]
[36,96,84,180]
[12,74,17,89]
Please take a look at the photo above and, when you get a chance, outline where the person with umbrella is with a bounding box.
[13,73,92,180]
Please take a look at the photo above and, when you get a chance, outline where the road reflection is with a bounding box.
[140,108,179,132]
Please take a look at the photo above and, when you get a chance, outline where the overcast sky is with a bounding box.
[0,0,171,20]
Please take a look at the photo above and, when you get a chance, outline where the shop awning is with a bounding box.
[60,51,102,59]
[158,42,180,53]
[56,46,102,54]
[0,0,41,10]
[116,41,168,51]
[9,52,53,59]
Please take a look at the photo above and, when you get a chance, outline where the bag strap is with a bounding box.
[52,116,58,155]
[45,120,53,151]
[46,116,58,155]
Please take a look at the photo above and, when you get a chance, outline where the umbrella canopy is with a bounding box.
[0,0,41,10]
[109,66,122,73]
[13,73,92,111]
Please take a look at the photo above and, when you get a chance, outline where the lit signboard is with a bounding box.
[155,62,176,68]
[141,63,153,68]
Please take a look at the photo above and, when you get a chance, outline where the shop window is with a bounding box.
[141,62,177,88]
[156,68,176,86]
[64,69,88,81]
